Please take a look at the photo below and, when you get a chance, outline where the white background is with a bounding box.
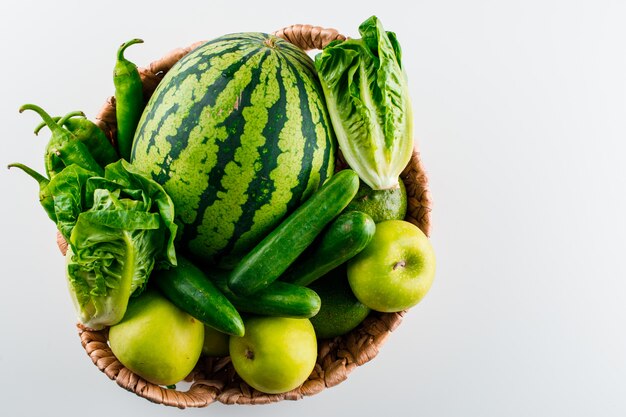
[1,0,625,416]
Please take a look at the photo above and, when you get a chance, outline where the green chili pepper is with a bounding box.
[114,38,144,161]
[7,163,56,222]
[20,104,104,177]
[33,111,85,136]
[34,110,119,167]
[33,111,83,134]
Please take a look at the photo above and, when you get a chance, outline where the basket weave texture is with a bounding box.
[67,25,432,408]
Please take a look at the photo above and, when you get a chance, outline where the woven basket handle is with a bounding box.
[273,24,346,50]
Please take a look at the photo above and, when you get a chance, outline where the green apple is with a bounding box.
[229,317,317,394]
[108,290,204,386]
[202,325,230,357]
[347,220,435,312]
[309,267,371,339]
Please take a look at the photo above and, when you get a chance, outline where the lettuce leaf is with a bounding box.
[48,160,177,329]
[315,16,413,190]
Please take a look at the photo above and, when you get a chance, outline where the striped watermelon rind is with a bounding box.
[131,33,336,267]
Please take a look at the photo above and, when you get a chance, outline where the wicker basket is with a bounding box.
[61,24,432,408]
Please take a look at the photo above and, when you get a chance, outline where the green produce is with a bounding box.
[229,317,317,394]
[34,111,119,167]
[315,16,413,190]
[344,178,407,223]
[42,164,94,239]
[207,268,321,318]
[114,38,144,161]
[20,104,104,177]
[28,160,178,330]
[33,110,83,134]
[108,290,204,386]
[347,220,435,312]
[153,257,244,337]
[281,210,375,286]
[131,32,336,268]
[308,267,371,339]
[7,163,55,222]
[228,169,360,296]
[202,325,230,357]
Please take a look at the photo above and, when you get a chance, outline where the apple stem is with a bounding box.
[245,348,255,360]
[393,260,406,270]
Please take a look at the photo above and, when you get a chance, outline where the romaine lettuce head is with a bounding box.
[315,16,413,190]
[51,160,177,329]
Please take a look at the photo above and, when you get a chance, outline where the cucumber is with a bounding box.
[152,257,245,337]
[281,211,376,286]
[207,268,321,318]
[228,169,360,296]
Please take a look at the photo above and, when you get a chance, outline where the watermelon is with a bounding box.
[131,33,336,267]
